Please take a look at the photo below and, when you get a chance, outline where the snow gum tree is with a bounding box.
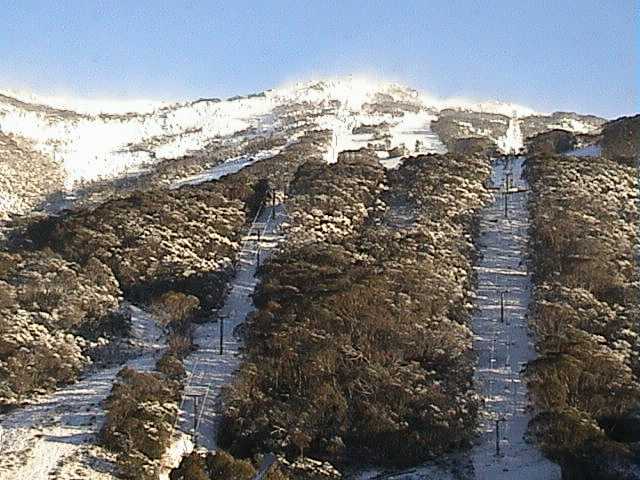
[219,152,492,468]
[525,152,640,477]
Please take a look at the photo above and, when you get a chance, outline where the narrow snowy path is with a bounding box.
[167,202,286,459]
[169,147,282,189]
[0,307,165,480]
[469,157,560,479]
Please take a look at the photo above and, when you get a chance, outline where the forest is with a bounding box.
[525,151,640,478]
[218,150,492,468]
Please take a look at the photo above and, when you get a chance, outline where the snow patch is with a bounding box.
[496,118,524,154]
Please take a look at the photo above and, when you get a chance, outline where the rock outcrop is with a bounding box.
[449,136,499,157]
[521,111,605,139]
[526,129,577,154]
[602,115,640,164]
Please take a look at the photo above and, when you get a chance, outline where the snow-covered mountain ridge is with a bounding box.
[0,76,605,220]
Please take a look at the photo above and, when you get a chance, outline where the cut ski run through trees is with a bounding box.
[0,307,165,480]
[469,157,560,479]
[359,156,560,480]
[162,200,287,472]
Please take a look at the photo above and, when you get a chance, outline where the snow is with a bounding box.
[318,108,445,165]
[496,118,524,154]
[163,202,286,470]
[469,157,560,479]
[273,76,538,118]
[273,76,389,111]
[169,148,281,189]
[7,75,593,226]
[351,459,465,480]
[3,75,606,204]
[2,75,536,193]
[0,92,277,187]
[439,98,537,117]
[566,144,602,157]
[0,306,165,480]
[551,117,598,135]
[389,112,446,155]
[1,88,170,115]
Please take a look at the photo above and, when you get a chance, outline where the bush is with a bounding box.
[152,291,200,330]
[0,310,90,403]
[156,352,187,381]
[0,249,121,403]
[601,115,640,164]
[100,367,181,479]
[525,153,640,476]
[170,450,291,480]
[170,452,209,480]
[206,450,256,479]
[168,331,195,358]
[220,153,490,467]
[526,129,576,154]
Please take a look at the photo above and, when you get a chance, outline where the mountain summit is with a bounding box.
[0,76,605,220]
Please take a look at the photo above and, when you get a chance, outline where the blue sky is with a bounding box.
[0,0,636,118]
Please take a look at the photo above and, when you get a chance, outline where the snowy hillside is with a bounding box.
[0,76,606,221]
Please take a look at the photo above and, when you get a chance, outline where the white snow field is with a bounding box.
[1,75,608,224]
[0,76,530,192]
[496,118,524,155]
[321,110,446,166]
[0,89,278,188]
[162,201,287,474]
[0,306,165,480]
[469,157,560,479]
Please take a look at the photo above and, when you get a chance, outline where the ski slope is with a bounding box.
[469,157,560,479]
[321,111,446,165]
[163,201,287,474]
[0,307,165,480]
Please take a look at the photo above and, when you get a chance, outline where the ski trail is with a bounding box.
[469,157,560,479]
[0,307,165,480]
[166,201,286,463]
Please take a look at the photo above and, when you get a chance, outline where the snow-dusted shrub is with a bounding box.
[286,153,386,246]
[138,133,289,189]
[151,291,200,329]
[0,249,121,403]
[205,450,256,479]
[1,250,120,331]
[20,130,330,315]
[0,309,90,402]
[0,280,16,308]
[602,114,640,164]
[156,352,186,381]
[0,132,65,220]
[431,109,510,152]
[170,450,292,480]
[525,129,577,154]
[101,367,180,479]
[170,452,211,480]
[23,187,244,309]
[362,92,421,117]
[526,152,640,476]
[220,153,490,467]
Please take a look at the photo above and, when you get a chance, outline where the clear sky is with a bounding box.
[1,0,637,118]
